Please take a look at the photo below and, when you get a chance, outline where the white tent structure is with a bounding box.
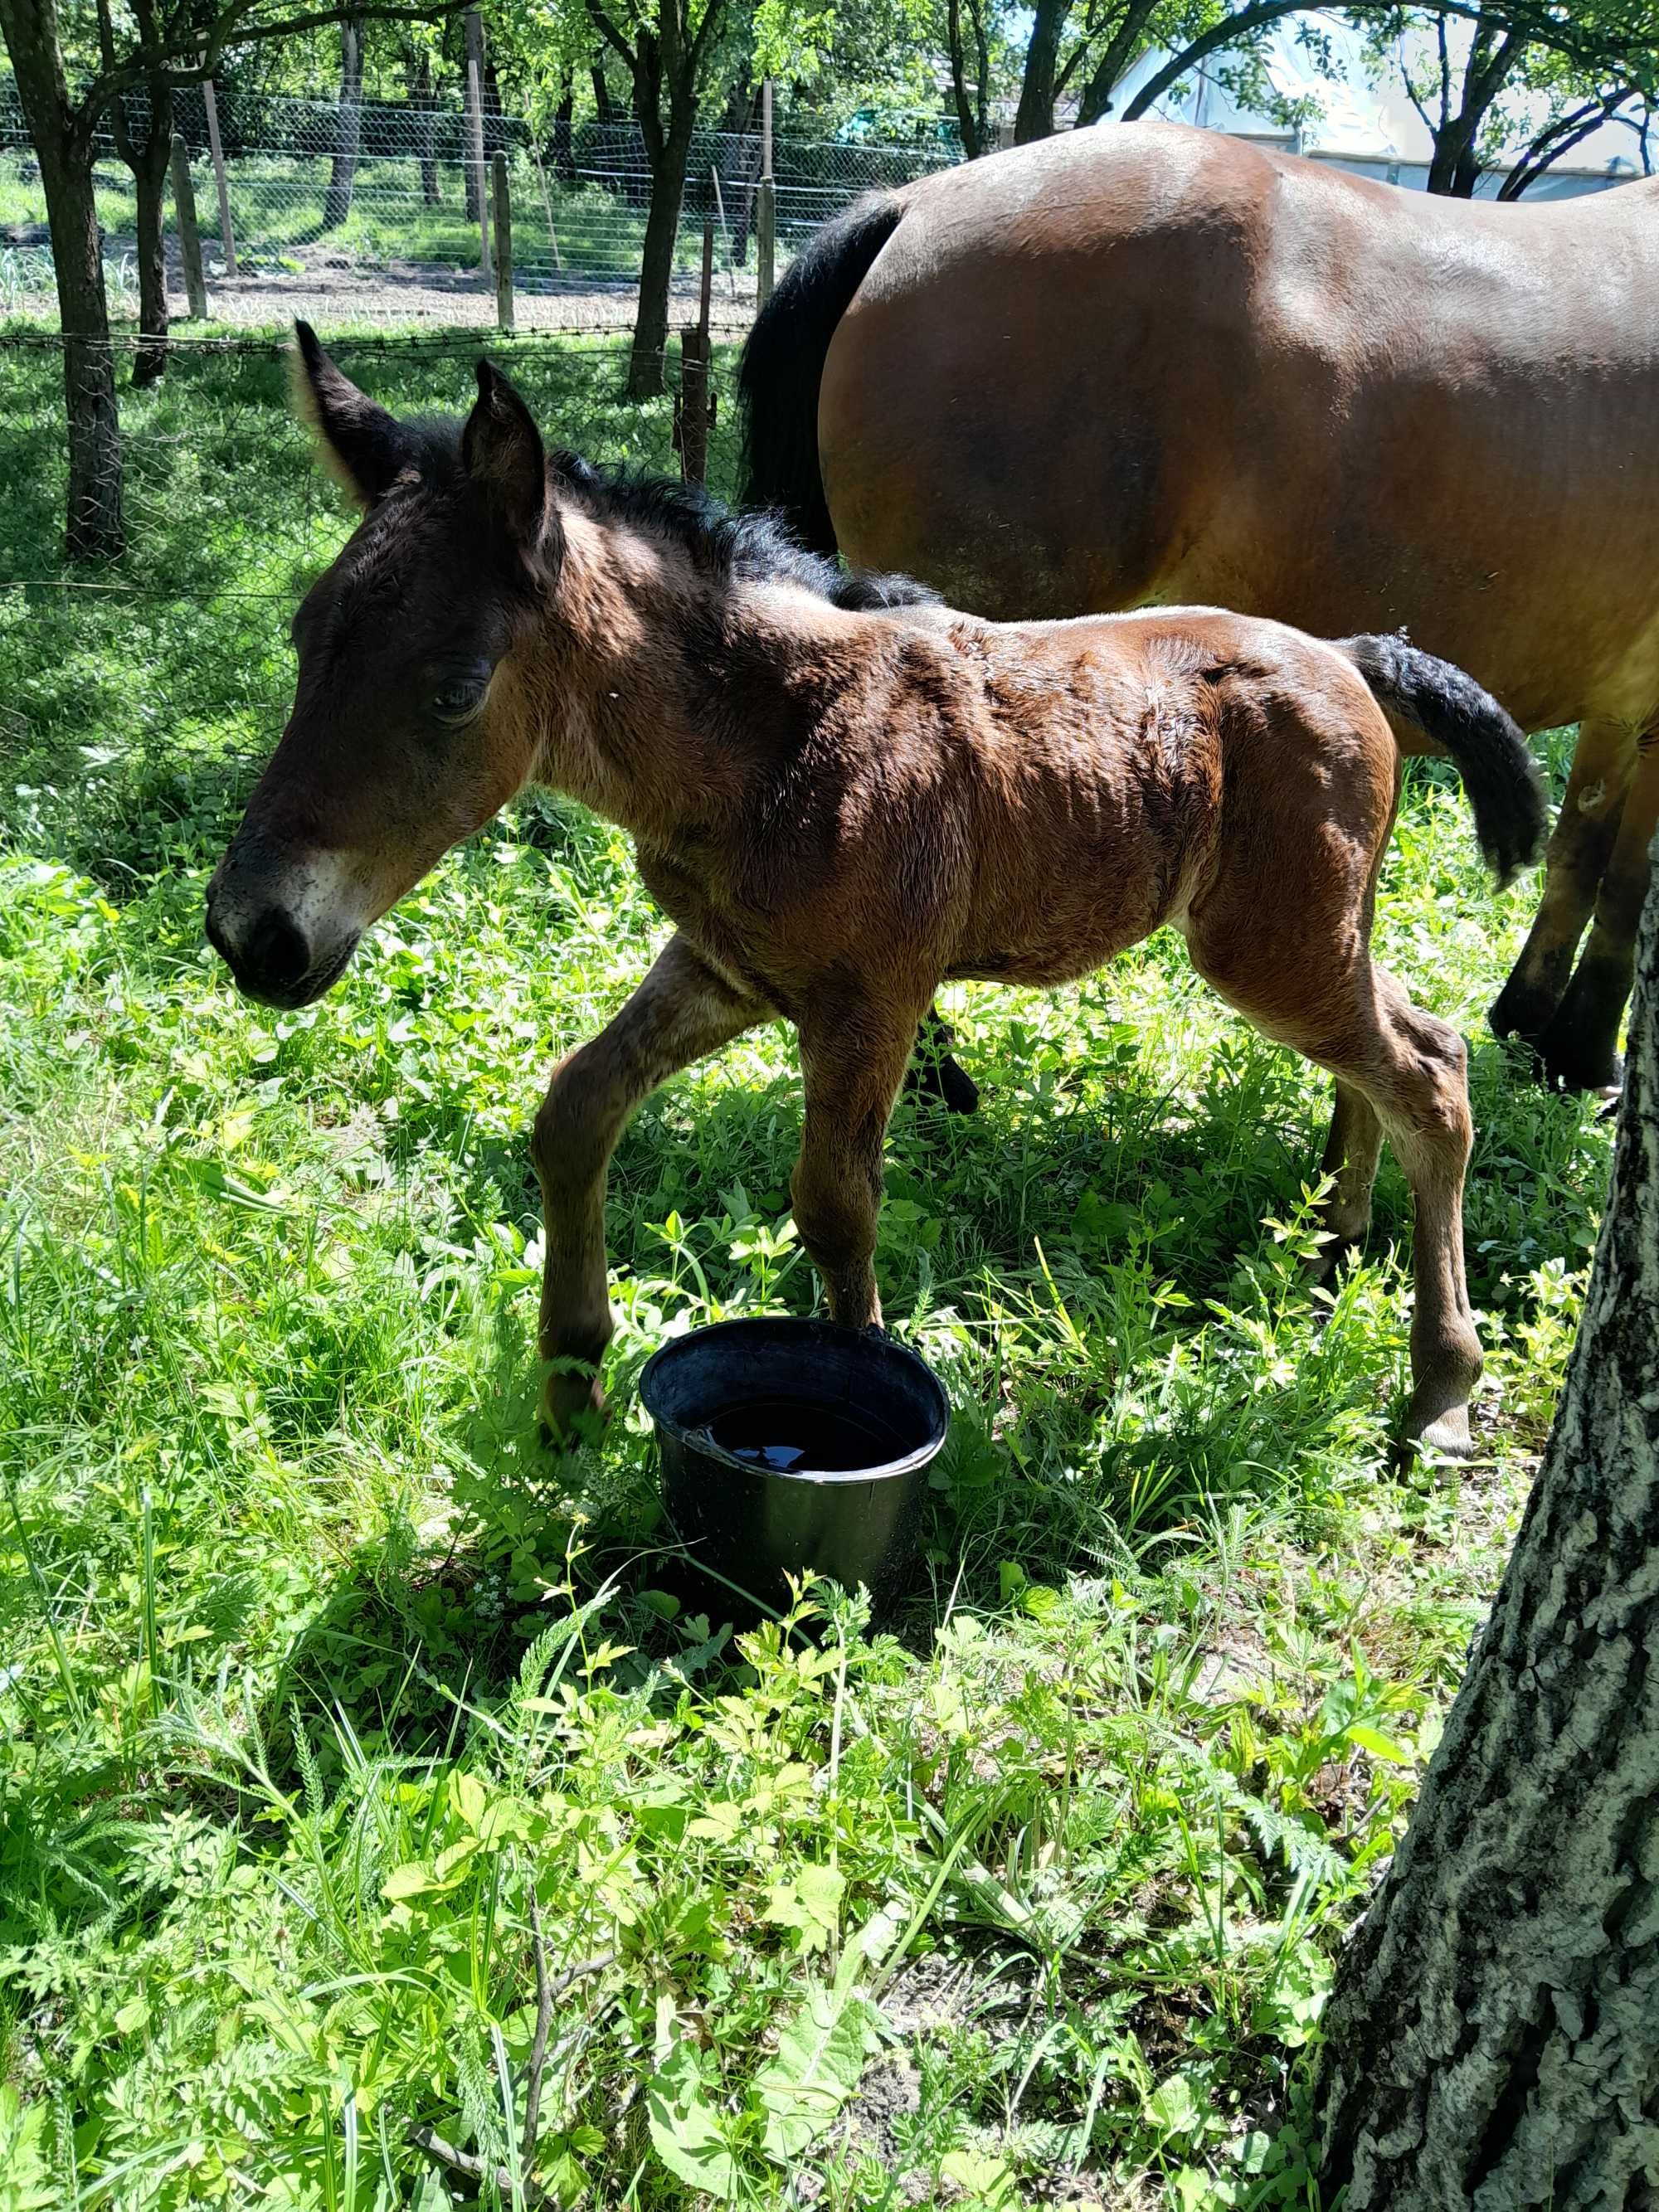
[1104,10,1651,199]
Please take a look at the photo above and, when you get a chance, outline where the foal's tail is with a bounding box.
[737,191,906,553]
[1339,633,1547,887]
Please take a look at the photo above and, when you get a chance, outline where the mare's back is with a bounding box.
[817,124,1659,728]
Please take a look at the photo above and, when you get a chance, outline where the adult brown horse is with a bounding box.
[739,121,1659,1098]
[207,331,1542,1457]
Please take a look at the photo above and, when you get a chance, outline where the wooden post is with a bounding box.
[756,80,776,306]
[493,152,513,333]
[756,179,776,308]
[710,165,736,298]
[170,134,208,318]
[677,218,714,484]
[202,78,236,274]
[531,143,562,272]
[465,7,490,278]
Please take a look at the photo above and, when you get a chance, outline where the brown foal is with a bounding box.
[206,333,1545,1459]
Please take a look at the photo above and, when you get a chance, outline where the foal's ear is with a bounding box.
[291,321,415,508]
[462,359,550,559]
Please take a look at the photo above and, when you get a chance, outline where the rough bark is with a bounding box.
[323,14,364,229]
[1316,838,1659,2206]
[1,0,125,560]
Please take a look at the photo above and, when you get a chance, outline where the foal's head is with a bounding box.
[206,324,556,1008]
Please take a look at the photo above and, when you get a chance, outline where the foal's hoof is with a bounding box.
[539,1370,609,1449]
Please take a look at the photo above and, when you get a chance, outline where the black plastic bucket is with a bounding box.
[639,1317,950,1626]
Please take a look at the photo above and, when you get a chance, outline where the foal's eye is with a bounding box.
[431,677,486,724]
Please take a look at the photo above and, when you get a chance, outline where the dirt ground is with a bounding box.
[16,233,759,343]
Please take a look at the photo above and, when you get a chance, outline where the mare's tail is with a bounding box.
[1339,633,1547,887]
[737,192,906,553]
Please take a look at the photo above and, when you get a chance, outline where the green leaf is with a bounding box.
[1346,1723,1411,1764]
[1147,2070,1205,2138]
[382,1861,441,1901]
[757,1982,882,2162]
[761,1864,844,1954]
[646,2032,737,2198]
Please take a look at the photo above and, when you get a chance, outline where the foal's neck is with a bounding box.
[523,508,864,847]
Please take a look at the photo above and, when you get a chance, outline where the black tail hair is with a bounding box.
[1340,633,1547,887]
[737,191,906,553]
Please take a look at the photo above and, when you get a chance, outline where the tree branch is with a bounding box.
[80,0,473,127]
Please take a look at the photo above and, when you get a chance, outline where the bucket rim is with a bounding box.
[639,1315,950,1485]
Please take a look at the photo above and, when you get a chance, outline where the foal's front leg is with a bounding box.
[791,994,928,1327]
[533,935,766,1437]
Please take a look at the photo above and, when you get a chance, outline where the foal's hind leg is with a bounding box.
[532,935,766,1440]
[1190,935,1481,1456]
[1308,1081,1384,1286]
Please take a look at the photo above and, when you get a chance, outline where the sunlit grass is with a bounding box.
[0,328,1610,2208]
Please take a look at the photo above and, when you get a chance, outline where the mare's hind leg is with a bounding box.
[532,935,766,1440]
[1309,1081,1384,1286]
[1190,931,1481,1456]
[1490,717,1637,1055]
[1530,727,1659,1095]
[903,1004,980,1115]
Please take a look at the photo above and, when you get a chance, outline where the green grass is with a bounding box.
[0,324,1613,2209]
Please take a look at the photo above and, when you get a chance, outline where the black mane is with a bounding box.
[411,404,934,612]
[549,450,938,612]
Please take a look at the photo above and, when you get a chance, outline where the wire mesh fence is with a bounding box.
[2,81,957,332]
[1,323,743,818]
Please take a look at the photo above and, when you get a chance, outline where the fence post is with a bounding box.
[170,134,208,319]
[465,7,491,278]
[756,79,775,307]
[201,78,236,274]
[493,153,513,333]
[677,220,714,485]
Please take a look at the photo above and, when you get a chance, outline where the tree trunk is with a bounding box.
[407,51,439,206]
[1316,843,1659,2205]
[591,66,617,125]
[1014,0,1071,143]
[1076,0,1159,125]
[626,106,693,399]
[552,73,576,185]
[126,85,173,386]
[0,0,124,560]
[323,15,363,230]
[945,0,990,156]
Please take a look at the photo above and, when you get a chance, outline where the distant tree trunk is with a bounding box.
[1076,0,1159,124]
[626,93,693,398]
[1014,0,1071,143]
[946,0,991,155]
[0,0,125,560]
[1420,12,1522,197]
[322,14,363,230]
[591,64,616,124]
[112,80,173,386]
[407,49,439,206]
[552,69,576,184]
[1316,844,1659,2205]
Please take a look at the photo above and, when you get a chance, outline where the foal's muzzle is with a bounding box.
[205,844,367,1009]
[206,901,356,1009]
